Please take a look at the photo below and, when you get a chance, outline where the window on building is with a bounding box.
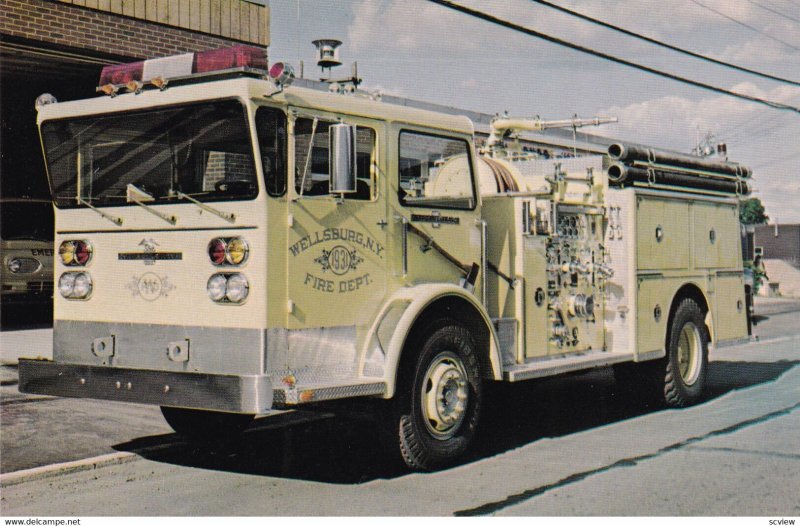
[294,118,375,200]
[398,131,474,209]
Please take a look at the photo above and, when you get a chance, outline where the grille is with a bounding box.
[28,281,54,296]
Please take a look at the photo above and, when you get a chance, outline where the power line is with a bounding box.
[426,0,800,114]
[745,0,800,24]
[687,0,800,51]
[528,0,800,86]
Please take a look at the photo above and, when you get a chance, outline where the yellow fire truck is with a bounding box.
[20,46,751,470]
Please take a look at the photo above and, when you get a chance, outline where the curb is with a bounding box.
[0,451,140,487]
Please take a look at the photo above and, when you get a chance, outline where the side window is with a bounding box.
[398,131,474,209]
[256,107,287,197]
[294,118,375,200]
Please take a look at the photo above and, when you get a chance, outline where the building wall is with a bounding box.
[1,0,268,60]
[754,224,800,268]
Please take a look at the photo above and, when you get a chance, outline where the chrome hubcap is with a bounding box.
[677,322,702,386]
[421,352,469,440]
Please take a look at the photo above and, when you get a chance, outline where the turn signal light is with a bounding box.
[227,238,248,265]
[59,240,93,266]
[208,237,249,266]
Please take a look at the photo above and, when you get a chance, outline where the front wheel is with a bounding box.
[160,407,254,443]
[387,321,483,471]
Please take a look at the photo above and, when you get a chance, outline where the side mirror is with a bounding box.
[329,123,357,195]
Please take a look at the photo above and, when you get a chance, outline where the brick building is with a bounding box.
[0,0,270,198]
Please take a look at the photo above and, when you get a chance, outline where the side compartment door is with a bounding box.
[390,127,482,291]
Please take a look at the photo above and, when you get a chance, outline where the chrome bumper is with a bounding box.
[18,359,272,414]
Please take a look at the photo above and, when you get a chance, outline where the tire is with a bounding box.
[663,299,709,407]
[160,407,254,443]
[388,320,483,471]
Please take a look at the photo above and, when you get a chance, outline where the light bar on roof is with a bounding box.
[97,45,269,95]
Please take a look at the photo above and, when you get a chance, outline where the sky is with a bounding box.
[267,0,800,223]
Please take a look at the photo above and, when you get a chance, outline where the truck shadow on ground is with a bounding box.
[114,359,798,484]
[0,303,52,331]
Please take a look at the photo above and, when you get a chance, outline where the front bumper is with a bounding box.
[18,359,272,414]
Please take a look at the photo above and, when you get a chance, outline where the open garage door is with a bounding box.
[1,37,129,199]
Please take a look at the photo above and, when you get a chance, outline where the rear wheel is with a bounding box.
[664,299,708,407]
[387,321,483,471]
[160,407,254,443]
[613,298,709,408]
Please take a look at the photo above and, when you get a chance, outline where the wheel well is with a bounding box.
[401,295,492,380]
[667,283,711,346]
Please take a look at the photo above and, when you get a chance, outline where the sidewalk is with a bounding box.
[0,328,52,365]
[754,296,800,316]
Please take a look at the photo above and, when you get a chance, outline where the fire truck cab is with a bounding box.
[20,47,751,470]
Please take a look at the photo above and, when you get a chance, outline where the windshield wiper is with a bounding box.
[78,198,123,226]
[176,192,236,223]
[126,184,177,225]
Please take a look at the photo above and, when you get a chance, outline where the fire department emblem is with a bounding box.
[126,272,175,301]
[314,245,363,275]
[139,238,159,265]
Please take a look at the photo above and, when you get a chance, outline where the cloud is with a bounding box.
[595,84,800,221]
[348,0,491,54]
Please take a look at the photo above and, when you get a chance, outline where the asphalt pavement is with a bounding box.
[1,302,799,516]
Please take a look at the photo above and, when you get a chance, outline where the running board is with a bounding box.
[503,351,635,382]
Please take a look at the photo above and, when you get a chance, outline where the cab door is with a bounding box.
[286,111,387,330]
[390,127,482,293]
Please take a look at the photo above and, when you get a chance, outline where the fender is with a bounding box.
[666,280,715,344]
[362,283,503,398]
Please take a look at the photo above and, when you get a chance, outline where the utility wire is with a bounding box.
[687,0,800,51]
[528,0,800,86]
[745,0,800,24]
[426,0,800,114]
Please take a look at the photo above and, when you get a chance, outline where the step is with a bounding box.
[503,350,634,382]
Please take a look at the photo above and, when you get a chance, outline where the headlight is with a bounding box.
[207,274,228,301]
[59,240,92,266]
[7,257,42,274]
[73,273,93,298]
[58,273,76,297]
[225,274,249,303]
[59,272,92,299]
[7,259,22,273]
[207,273,249,304]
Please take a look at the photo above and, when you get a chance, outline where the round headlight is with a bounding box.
[226,238,249,265]
[58,273,76,298]
[207,274,227,302]
[225,274,249,303]
[208,238,227,266]
[7,259,22,273]
[72,272,93,299]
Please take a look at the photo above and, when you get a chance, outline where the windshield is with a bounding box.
[1,202,54,241]
[41,100,258,208]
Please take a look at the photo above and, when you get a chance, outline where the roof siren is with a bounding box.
[312,39,361,92]
[312,39,343,77]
